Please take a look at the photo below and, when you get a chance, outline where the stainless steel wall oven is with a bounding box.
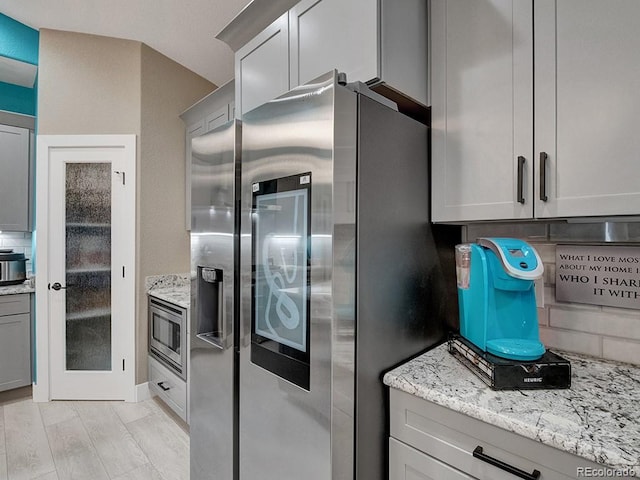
[148,296,187,379]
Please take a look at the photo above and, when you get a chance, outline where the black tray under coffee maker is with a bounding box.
[449,334,571,390]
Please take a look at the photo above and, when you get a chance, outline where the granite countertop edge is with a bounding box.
[145,273,190,310]
[383,343,640,470]
[0,283,35,295]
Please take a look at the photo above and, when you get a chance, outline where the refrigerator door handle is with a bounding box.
[196,266,230,350]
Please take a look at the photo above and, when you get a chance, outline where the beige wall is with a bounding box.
[38,29,215,385]
[38,30,141,135]
[137,44,214,382]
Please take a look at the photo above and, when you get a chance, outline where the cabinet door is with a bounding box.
[390,438,475,480]
[0,295,31,392]
[204,105,230,133]
[148,355,187,421]
[535,0,640,217]
[236,13,290,116]
[289,0,377,88]
[185,120,205,230]
[0,124,30,231]
[431,0,533,222]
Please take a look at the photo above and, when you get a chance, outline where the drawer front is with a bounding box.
[0,293,30,317]
[390,437,475,480]
[390,389,581,480]
[148,355,187,421]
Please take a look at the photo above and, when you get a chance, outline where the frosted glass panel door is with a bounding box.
[41,135,135,401]
[65,163,112,371]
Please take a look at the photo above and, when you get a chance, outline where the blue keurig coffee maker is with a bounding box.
[457,238,545,361]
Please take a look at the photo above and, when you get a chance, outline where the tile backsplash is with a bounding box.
[0,232,34,275]
[464,222,640,366]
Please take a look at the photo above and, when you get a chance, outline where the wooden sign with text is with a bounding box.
[555,245,640,310]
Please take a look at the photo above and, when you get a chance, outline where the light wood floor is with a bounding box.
[0,387,189,480]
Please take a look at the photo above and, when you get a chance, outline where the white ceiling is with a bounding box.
[0,0,253,87]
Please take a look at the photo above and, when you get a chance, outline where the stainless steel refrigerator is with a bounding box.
[191,71,452,480]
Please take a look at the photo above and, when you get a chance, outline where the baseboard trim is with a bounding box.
[134,382,151,402]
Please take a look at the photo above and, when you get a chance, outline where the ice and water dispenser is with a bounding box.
[196,266,228,349]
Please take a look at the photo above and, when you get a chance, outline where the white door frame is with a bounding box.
[34,135,136,402]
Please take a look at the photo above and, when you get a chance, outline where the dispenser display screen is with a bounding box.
[251,173,311,390]
[508,249,524,257]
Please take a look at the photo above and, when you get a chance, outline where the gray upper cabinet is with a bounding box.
[231,0,428,118]
[180,81,235,230]
[205,105,230,133]
[0,124,32,231]
[432,0,640,223]
[236,13,290,116]
[289,0,377,90]
[290,0,428,106]
[431,0,533,223]
[534,0,640,218]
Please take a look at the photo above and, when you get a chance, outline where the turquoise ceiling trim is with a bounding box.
[0,81,36,116]
[0,13,39,65]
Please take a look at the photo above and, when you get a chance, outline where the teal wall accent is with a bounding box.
[0,81,36,116]
[0,13,39,65]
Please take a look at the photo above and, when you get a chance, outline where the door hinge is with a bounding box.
[122,359,125,371]
[114,170,126,185]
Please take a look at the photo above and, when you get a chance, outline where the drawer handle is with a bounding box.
[473,446,540,480]
[157,381,170,391]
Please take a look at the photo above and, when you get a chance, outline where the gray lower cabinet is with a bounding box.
[0,124,32,231]
[389,388,601,480]
[0,294,32,392]
[390,438,474,480]
[148,354,187,422]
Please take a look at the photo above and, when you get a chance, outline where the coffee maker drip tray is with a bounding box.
[448,334,571,390]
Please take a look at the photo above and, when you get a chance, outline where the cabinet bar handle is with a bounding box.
[517,156,526,204]
[539,152,548,202]
[473,446,540,480]
[157,381,170,391]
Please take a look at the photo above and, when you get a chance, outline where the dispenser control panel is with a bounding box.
[478,238,544,280]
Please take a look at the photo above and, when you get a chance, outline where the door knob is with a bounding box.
[49,282,67,291]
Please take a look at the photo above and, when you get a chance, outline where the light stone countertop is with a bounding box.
[146,273,190,310]
[0,282,35,296]
[383,343,640,470]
